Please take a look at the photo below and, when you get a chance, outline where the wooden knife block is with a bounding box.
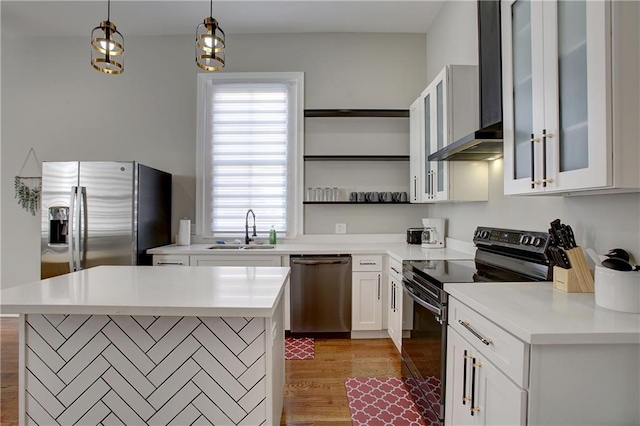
[553,247,594,293]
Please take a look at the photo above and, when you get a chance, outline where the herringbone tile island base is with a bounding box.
[22,314,268,425]
[2,318,415,425]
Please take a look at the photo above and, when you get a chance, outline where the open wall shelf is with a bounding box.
[304,155,409,161]
[304,201,411,205]
[304,109,410,118]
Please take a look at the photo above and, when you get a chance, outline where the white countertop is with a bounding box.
[148,240,476,262]
[0,265,290,318]
[445,282,640,345]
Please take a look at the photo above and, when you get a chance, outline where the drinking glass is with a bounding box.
[316,187,324,202]
[324,187,331,202]
[306,187,315,201]
[332,187,339,201]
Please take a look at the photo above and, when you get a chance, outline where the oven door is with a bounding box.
[401,278,446,423]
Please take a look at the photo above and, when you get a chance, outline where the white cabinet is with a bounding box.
[409,98,424,203]
[152,255,190,266]
[445,293,640,425]
[410,65,489,203]
[386,257,403,352]
[446,328,527,426]
[352,255,383,331]
[189,255,282,266]
[502,0,640,195]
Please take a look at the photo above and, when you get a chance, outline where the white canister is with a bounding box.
[594,265,640,313]
[177,219,191,246]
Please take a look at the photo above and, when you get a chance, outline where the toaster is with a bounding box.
[406,228,423,245]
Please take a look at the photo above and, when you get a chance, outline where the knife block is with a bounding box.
[553,247,595,293]
[553,266,581,292]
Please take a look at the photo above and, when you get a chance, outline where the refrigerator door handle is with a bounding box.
[79,186,87,270]
[69,186,78,272]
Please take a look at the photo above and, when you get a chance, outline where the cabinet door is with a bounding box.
[409,97,424,203]
[420,85,436,202]
[474,348,527,426]
[502,0,546,195]
[431,67,451,201]
[446,328,526,426]
[445,328,475,426]
[542,0,611,192]
[189,255,282,266]
[387,277,402,352]
[352,271,382,330]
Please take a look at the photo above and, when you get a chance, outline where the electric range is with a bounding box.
[401,226,551,424]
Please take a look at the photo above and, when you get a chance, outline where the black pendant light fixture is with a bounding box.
[90,0,124,75]
[195,0,226,71]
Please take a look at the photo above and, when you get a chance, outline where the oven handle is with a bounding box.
[402,280,441,316]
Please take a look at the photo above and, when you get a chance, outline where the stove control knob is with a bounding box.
[533,237,543,247]
[481,231,489,239]
[521,236,530,245]
[519,235,527,245]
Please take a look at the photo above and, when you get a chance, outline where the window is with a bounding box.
[196,73,303,239]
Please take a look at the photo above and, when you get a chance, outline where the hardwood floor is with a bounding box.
[1,317,19,426]
[0,318,402,425]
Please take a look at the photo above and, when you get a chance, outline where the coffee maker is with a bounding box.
[421,218,445,248]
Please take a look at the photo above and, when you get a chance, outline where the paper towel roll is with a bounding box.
[177,219,191,246]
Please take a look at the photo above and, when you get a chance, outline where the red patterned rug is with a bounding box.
[345,377,440,426]
[285,337,315,360]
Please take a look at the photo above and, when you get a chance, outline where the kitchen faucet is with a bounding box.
[245,209,257,244]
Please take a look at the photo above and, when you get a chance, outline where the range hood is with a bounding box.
[428,0,503,162]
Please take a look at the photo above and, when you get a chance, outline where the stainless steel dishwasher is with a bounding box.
[289,255,352,333]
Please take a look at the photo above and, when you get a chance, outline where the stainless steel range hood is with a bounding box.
[428,0,503,162]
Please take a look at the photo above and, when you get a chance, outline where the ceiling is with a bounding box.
[1,1,446,38]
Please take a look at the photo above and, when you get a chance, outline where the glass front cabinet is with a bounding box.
[410,65,489,203]
[502,0,640,195]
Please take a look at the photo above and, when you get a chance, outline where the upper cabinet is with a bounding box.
[502,0,640,195]
[410,65,489,203]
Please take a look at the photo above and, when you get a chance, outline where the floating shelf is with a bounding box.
[304,109,409,118]
[304,155,410,162]
[303,201,411,205]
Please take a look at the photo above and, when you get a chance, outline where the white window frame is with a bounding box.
[196,72,304,240]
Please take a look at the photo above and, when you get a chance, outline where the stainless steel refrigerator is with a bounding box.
[41,161,172,279]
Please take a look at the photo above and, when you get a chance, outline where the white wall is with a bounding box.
[1,31,428,289]
[425,1,640,260]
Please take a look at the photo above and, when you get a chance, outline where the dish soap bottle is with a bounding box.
[269,225,277,245]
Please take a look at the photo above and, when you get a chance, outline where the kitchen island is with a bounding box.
[0,265,290,426]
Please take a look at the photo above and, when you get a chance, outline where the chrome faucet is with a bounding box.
[245,209,257,244]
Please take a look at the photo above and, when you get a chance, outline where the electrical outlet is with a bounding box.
[335,223,347,234]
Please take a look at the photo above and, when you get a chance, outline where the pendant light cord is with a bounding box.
[209,0,213,19]
[107,0,111,23]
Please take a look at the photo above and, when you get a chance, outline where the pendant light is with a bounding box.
[195,0,226,71]
[90,0,124,75]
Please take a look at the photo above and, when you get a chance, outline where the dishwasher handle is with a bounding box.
[291,258,350,265]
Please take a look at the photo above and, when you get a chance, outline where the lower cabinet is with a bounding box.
[352,271,383,330]
[445,327,527,426]
[386,257,403,352]
[387,276,402,352]
[189,255,282,266]
[152,255,190,266]
[446,294,640,425]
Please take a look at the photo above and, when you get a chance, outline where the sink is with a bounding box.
[207,245,275,250]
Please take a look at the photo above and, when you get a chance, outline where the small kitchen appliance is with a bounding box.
[421,218,445,248]
[406,228,423,244]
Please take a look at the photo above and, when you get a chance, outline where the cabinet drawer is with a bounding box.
[153,255,189,266]
[448,297,529,388]
[388,256,403,280]
[352,255,383,272]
